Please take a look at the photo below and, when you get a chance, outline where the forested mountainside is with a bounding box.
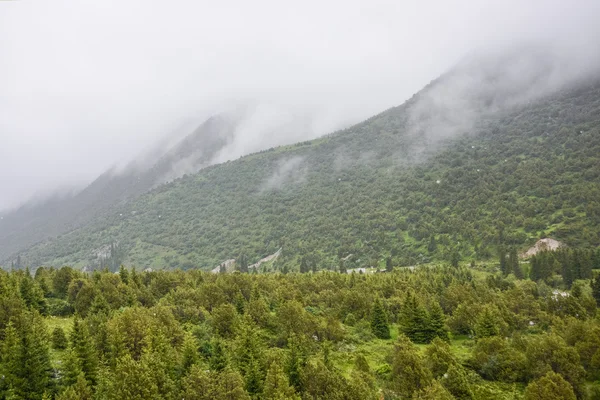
[0,114,240,264]
[10,63,600,270]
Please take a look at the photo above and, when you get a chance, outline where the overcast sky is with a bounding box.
[1,0,599,210]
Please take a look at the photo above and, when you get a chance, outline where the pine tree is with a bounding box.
[475,305,501,338]
[386,257,393,272]
[299,258,309,274]
[119,265,129,285]
[427,236,437,254]
[401,292,429,343]
[263,361,300,400]
[591,273,600,307]
[179,334,199,377]
[215,367,251,400]
[61,349,83,388]
[498,246,509,275]
[338,259,347,274]
[244,355,263,396]
[182,365,217,400]
[51,326,68,350]
[56,373,93,400]
[285,336,304,392]
[209,339,228,372]
[370,297,391,339]
[238,254,249,273]
[509,247,523,278]
[234,292,246,315]
[425,303,448,343]
[2,313,54,399]
[70,317,98,385]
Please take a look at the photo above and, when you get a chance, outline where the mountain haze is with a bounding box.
[4,48,600,270]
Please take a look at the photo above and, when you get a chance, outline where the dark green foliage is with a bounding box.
[370,298,390,339]
[400,292,430,343]
[425,302,449,342]
[209,338,228,372]
[70,318,98,385]
[1,313,54,400]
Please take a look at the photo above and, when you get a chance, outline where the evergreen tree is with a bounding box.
[524,371,576,400]
[509,247,523,278]
[70,317,98,385]
[338,259,347,274]
[390,335,432,398]
[51,326,68,350]
[299,258,309,274]
[182,365,217,400]
[386,257,393,272]
[370,298,390,339]
[238,254,249,273]
[591,273,600,307]
[427,236,437,254]
[1,313,54,399]
[216,367,251,400]
[498,246,509,275]
[262,361,300,400]
[475,305,501,338]
[61,349,83,388]
[209,338,228,372]
[450,248,460,268]
[285,336,305,392]
[425,303,449,343]
[57,373,92,400]
[118,265,129,285]
[401,292,429,343]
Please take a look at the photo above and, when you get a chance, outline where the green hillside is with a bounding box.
[16,76,600,270]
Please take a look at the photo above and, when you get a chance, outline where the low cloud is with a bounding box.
[261,156,307,191]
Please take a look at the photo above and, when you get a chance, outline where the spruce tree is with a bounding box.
[475,306,501,338]
[591,274,600,307]
[509,247,523,279]
[70,318,98,385]
[386,257,393,272]
[370,298,391,339]
[209,339,228,372]
[216,367,251,400]
[263,361,300,400]
[52,326,68,350]
[401,292,428,343]
[56,373,93,400]
[2,313,54,399]
[425,303,449,343]
[498,246,509,275]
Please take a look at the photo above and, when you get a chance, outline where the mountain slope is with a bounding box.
[9,53,600,270]
[0,114,240,264]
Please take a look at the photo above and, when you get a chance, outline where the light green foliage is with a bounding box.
[524,371,576,400]
[1,264,600,399]
[262,361,300,400]
[390,335,432,397]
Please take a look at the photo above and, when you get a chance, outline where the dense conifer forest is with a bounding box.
[1,254,600,399]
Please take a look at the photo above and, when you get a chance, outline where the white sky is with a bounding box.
[1,0,599,209]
